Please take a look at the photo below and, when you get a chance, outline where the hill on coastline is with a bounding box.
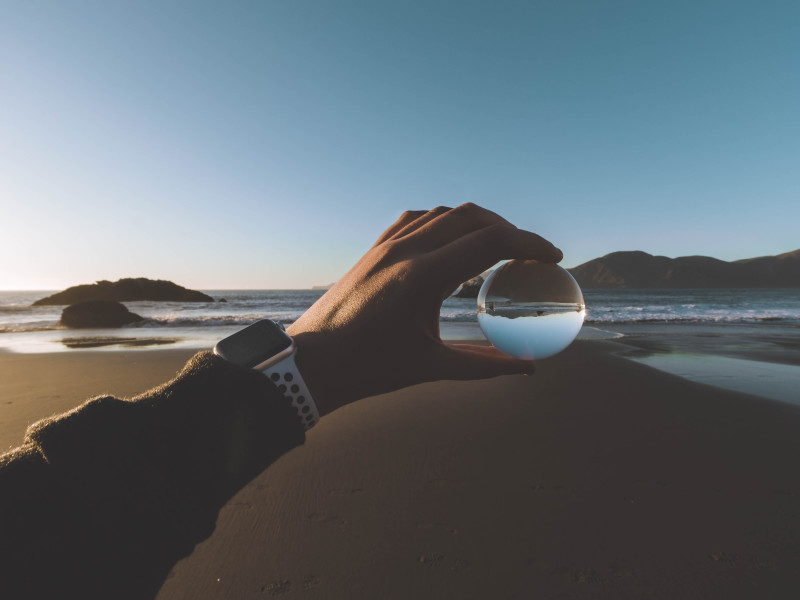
[568,249,800,289]
[33,278,214,305]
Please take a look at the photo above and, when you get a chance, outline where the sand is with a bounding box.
[0,348,199,454]
[2,341,800,598]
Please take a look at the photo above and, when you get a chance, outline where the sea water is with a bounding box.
[0,288,798,353]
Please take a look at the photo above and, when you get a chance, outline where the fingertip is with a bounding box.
[538,244,562,264]
[513,229,562,264]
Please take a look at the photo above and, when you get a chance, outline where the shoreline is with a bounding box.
[2,320,797,412]
[3,328,798,451]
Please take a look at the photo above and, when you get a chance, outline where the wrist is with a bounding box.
[285,328,345,418]
[287,323,431,412]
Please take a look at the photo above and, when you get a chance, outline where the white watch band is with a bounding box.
[260,352,319,430]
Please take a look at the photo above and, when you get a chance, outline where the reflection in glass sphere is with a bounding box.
[477,260,585,360]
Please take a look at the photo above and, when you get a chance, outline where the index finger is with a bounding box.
[428,223,562,290]
[393,203,513,254]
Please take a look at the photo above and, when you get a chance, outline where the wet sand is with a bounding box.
[1,340,800,598]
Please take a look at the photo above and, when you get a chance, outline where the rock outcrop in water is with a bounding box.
[453,275,485,298]
[60,300,144,328]
[33,278,213,305]
[568,249,800,289]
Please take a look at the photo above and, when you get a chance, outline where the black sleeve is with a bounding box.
[0,351,305,599]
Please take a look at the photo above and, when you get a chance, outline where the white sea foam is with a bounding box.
[0,289,798,350]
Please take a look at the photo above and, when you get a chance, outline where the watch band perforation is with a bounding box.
[262,353,319,430]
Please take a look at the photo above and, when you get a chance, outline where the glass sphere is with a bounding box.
[477,260,585,360]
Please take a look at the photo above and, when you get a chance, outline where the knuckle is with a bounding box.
[376,238,405,261]
[455,202,481,214]
[454,203,504,226]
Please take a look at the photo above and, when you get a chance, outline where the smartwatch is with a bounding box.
[213,320,320,430]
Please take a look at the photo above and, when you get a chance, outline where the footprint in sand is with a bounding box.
[418,553,445,567]
[451,558,470,572]
[262,579,291,595]
[573,569,607,584]
[748,556,778,571]
[417,553,470,571]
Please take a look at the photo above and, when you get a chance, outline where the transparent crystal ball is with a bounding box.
[477,260,585,360]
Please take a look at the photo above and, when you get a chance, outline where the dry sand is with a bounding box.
[2,341,800,598]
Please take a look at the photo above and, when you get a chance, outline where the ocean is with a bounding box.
[1,288,798,353]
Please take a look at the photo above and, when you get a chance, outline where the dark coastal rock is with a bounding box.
[60,301,144,329]
[33,278,213,306]
[453,275,485,298]
[568,249,800,289]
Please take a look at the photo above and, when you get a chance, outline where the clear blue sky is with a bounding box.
[2,0,798,290]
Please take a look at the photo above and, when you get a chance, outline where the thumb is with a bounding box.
[435,344,536,380]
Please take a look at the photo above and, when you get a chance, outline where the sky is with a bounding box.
[1,0,798,290]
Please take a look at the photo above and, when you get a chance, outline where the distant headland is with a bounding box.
[446,249,800,298]
[32,278,214,305]
[568,249,800,289]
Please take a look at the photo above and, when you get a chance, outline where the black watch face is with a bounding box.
[215,320,292,368]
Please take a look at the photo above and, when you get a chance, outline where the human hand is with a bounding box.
[286,203,562,417]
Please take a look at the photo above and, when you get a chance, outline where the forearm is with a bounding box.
[0,351,304,598]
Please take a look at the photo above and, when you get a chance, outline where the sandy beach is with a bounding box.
[2,338,800,599]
